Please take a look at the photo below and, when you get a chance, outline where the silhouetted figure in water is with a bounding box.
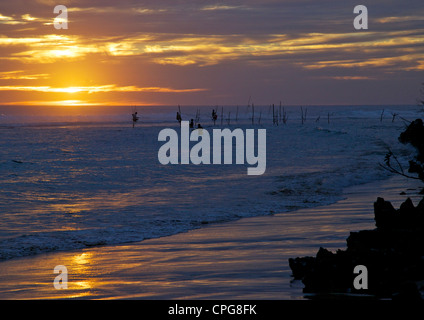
[212,109,217,125]
[197,123,203,129]
[176,111,182,125]
[189,119,194,129]
[132,112,139,128]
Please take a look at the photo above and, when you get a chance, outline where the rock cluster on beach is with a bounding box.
[289,118,424,300]
[289,196,424,299]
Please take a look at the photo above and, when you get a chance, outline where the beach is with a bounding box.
[0,174,421,300]
[1,104,423,300]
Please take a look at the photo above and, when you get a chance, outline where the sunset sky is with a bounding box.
[0,0,423,107]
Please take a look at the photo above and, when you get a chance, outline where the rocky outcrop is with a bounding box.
[289,197,424,300]
[290,118,424,299]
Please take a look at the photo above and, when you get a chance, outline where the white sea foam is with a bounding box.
[0,105,422,260]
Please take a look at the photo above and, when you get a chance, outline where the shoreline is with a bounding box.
[0,175,422,299]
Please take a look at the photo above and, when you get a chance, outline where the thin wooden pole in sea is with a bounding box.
[301,106,307,125]
[177,104,182,126]
[279,101,282,123]
[275,104,278,126]
[196,108,201,125]
[246,96,251,121]
[301,107,304,125]
[282,107,287,124]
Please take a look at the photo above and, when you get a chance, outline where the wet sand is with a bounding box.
[0,175,422,300]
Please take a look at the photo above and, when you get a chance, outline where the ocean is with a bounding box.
[0,104,422,261]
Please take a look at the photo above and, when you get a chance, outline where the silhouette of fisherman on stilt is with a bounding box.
[212,109,218,125]
[176,111,182,125]
[176,105,183,126]
[132,110,139,128]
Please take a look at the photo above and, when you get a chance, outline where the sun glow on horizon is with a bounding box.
[60,87,83,93]
[1,99,163,107]
[54,100,94,106]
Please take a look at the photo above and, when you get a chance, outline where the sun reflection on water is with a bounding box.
[66,252,95,298]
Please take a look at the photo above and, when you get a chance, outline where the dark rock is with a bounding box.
[393,282,422,301]
[373,197,397,229]
[289,120,424,299]
[288,256,315,280]
[289,196,424,299]
[399,197,415,213]
[399,197,417,226]
[416,198,424,214]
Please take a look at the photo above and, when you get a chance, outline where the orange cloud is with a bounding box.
[0,84,207,93]
[0,13,25,25]
[1,29,423,70]
[0,71,49,80]
[377,16,424,24]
